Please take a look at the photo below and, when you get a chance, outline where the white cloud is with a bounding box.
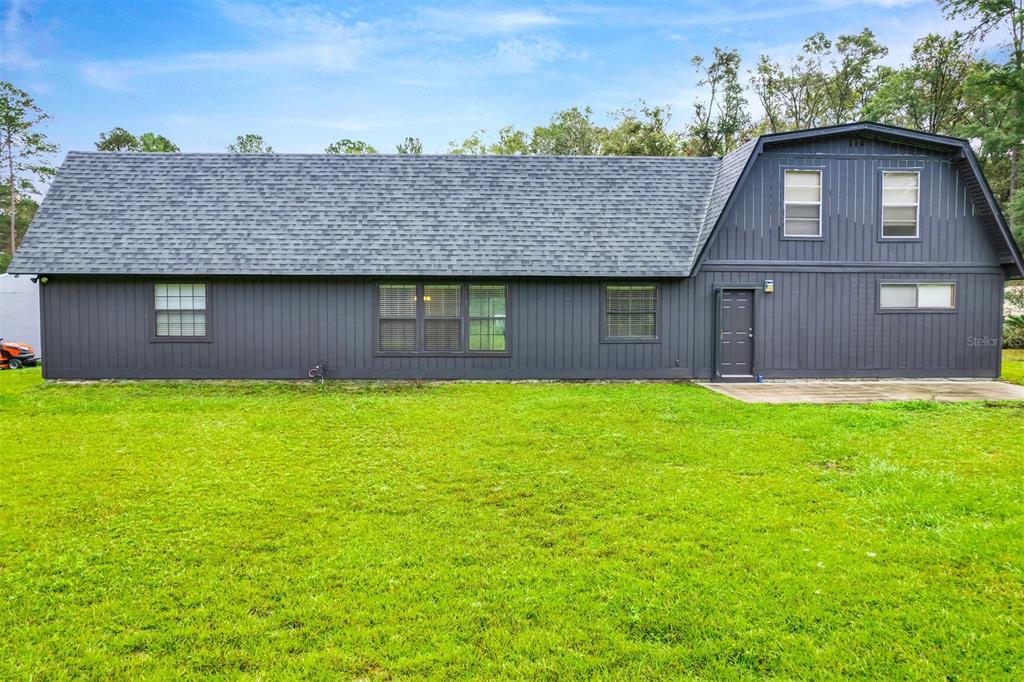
[415,7,563,36]
[490,37,581,73]
[822,0,924,6]
[80,2,583,90]
[387,35,586,83]
[562,0,924,30]
[83,43,366,89]
[282,116,375,131]
[82,2,381,89]
[555,2,827,28]
[2,0,42,69]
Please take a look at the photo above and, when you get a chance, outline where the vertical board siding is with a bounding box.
[40,277,690,379]
[705,135,1000,265]
[697,270,1002,378]
[37,133,1007,381]
[40,271,1002,379]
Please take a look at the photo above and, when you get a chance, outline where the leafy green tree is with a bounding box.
[448,126,530,155]
[958,58,1024,249]
[396,137,423,154]
[1003,178,1024,246]
[824,29,888,125]
[138,132,179,152]
[447,130,487,155]
[1007,283,1024,314]
[227,134,273,153]
[325,139,378,154]
[489,126,530,155]
[530,107,606,155]
[96,128,179,152]
[0,189,37,272]
[959,58,1018,199]
[1,82,57,264]
[96,127,139,151]
[864,33,974,134]
[941,0,1024,197]
[601,103,683,156]
[685,48,751,156]
[751,30,887,132]
[1005,313,1024,347]
[752,34,830,132]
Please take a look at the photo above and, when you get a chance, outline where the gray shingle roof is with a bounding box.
[691,137,758,270]
[10,151,734,277]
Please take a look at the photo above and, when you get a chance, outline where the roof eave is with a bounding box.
[759,121,970,149]
[952,145,1024,279]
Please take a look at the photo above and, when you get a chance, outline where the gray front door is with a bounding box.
[717,289,754,379]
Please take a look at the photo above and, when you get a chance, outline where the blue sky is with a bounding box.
[1,0,995,156]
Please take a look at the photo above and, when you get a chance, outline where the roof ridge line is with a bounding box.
[65,150,723,160]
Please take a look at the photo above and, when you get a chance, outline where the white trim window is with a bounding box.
[881,171,920,238]
[155,283,207,337]
[879,282,955,310]
[783,169,822,237]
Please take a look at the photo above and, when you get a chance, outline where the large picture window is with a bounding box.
[604,284,658,340]
[881,171,920,238]
[154,283,207,338]
[783,169,822,237]
[377,283,507,354]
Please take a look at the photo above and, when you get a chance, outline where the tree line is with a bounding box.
[3,0,1024,270]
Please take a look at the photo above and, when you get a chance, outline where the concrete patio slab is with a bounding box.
[701,380,1024,404]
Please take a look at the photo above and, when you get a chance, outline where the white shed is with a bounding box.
[0,273,42,353]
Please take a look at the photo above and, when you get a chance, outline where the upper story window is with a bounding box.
[154,283,208,338]
[604,285,658,340]
[879,282,955,310]
[881,171,920,238]
[377,283,507,354]
[783,169,822,237]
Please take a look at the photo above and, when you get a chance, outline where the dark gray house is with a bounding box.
[10,122,1024,381]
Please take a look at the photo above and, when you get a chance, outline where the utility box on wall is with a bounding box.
[0,274,42,353]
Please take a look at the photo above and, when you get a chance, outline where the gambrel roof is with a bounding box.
[10,122,1022,278]
[688,122,1023,277]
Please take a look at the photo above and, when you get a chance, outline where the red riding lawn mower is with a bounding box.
[0,338,38,370]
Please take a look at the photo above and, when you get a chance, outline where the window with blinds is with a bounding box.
[783,169,822,237]
[377,283,507,354]
[378,284,417,352]
[423,285,463,352]
[881,171,920,238]
[155,283,207,338]
[604,285,657,339]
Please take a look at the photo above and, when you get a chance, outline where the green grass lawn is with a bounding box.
[2,363,1023,679]
[1004,349,1024,385]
